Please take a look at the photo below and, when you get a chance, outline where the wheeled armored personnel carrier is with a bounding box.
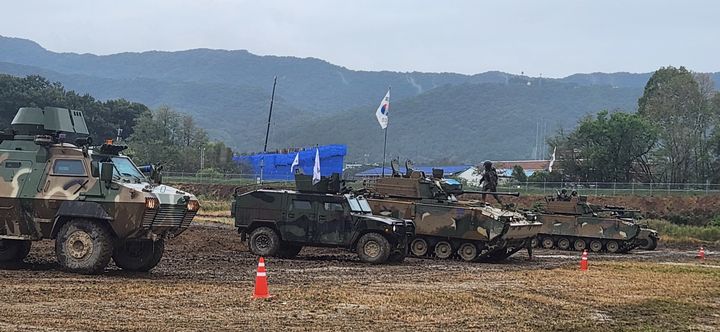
[533,195,659,252]
[360,162,542,262]
[0,107,199,274]
[232,173,415,264]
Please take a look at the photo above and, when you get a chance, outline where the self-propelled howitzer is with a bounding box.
[361,166,542,262]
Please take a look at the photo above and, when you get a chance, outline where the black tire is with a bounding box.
[388,251,406,263]
[277,243,303,258]
[356,233,391,264]
[0,239,31,262]
[589,240,603,252]
[410,238,429,256]
[113,239,165,272]
[573,239,587,251]
[541,237,554,249]
[639,237,658,250]
[530,237,539,248]
[558,238,571,250]
[248,227,281,257]
[458,242,478,262]
[55,219,114,274]
[434,241,453,259]
[606,240,620,253]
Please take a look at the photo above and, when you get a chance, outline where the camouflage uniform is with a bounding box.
[480,161,501,204]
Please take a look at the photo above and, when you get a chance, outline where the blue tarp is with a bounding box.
[233,144,347,181]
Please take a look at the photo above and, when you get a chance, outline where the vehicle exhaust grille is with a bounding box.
[142,204,192,228]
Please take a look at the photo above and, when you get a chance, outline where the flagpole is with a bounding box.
[381,86,390,177]
[260,76,278,184]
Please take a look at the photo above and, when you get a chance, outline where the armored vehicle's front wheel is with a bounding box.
[277,243,303,258]
[249,227,281,257]
[356,233,391,264]
[0,239,31,262]
[638,237,658,250]
[113,239,165,272]
[55,219,113,275]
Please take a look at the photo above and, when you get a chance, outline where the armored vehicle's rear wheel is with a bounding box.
[55,219,113,275]
[113,239,165,272]
[541,237,554,249]
[434,241,453,259]
[606,241,620,253]
[0,239,31,262]
[589,240,603,252]
[410,238,428,256]
[248,227,281,257]
[573,239,586,251]
[458,243,478,262]
[557,238,571,250]
[356,233,391,264]
[277,243,303,258]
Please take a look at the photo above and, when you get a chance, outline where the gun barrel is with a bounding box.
[461,191,520,197]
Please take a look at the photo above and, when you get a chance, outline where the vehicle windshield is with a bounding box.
[111,157,145,181]
[345,195,373,213]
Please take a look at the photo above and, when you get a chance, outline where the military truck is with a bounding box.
[360,161,542,262]
[0,107,199,274]
[232,174,414,264]
[533,194,659,252]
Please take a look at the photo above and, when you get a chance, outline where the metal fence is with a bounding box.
[163,171,720,196]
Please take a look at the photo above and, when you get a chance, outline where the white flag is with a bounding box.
[548,146,557,172]
[290,152,300,173]
[375,89,390,129]
[312,148,321,184]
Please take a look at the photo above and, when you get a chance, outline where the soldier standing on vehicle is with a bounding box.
[479,160,502,204]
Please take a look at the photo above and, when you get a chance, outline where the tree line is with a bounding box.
[551,66,720,183]
[0,74,243,173]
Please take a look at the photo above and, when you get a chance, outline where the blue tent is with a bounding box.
[233,145,347,181]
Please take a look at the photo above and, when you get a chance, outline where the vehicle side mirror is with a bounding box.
[150,164,163,185]
[100,162,114,183]
[91,161,100,177]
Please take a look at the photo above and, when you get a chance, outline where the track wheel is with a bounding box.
[541,237,554,249]
[410,238,429,256]
[434,241,453,259]
[458,242,478,262]
[530,237,539,248]
[573,239,586,251]
[589,240,603,252]
[606,240,620,253]
[557,238,571,250]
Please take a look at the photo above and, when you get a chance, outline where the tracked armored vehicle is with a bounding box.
[0,107,199,274]
[533,195,659,252]
[361,162,542,262]
[232,173,415,264]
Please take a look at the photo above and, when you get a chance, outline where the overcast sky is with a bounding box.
[1,0,717,77]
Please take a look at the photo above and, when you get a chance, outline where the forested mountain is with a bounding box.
[0,35,716,163]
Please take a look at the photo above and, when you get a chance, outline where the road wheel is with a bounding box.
[113,239,164,272]
[573,239,586,251]
[557,238,571,250]
[388,251,406,263]
[356,233,391,264]
[248,227,280,257]
[434,241,453,259]
[277,243,303,258]
[55,219,113,274]
[541,237,554,249]
[0,239,31,262]
[458,242,478,262]
[606,240,620,253]
[410,238,429,256]
[589,240,603,252]
[530,237,539,248]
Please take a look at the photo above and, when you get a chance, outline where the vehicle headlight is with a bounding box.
[392,225,397,232]
[187,199,200,212]
[145,197,159,210]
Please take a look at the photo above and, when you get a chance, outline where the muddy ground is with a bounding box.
[0,222,718,331]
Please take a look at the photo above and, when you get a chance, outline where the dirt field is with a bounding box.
[0,221,718,331]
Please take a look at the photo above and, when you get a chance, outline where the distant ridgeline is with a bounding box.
[234,144,347,180]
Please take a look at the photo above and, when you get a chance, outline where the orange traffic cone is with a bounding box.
[696,247,705,261]
[580,250,588,271]
[252,257,271,299]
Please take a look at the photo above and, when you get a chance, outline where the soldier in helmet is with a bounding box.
[479,160,502,204]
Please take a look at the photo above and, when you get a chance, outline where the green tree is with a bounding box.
[554,111,657,182]
[511,165,527,183]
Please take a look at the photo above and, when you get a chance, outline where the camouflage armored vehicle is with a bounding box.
[361,162,542,262]
[533,194,659,252]
[0,107,199,274]
[232,173,415,264]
